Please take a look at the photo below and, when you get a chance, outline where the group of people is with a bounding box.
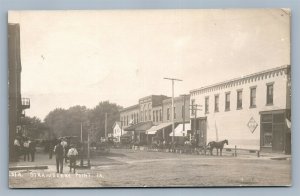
[53,139,78,174]
[13,136,36,162]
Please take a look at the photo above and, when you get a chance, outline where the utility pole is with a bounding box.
[105,113,108,140]
[80,122,83,143]
[180,94,189,136]
[164,77,182,143]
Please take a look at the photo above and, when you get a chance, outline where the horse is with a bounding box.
[207,139,228,156]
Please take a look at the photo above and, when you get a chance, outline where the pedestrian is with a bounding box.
[54,139,64,173]
[13,137,21,161]
[29,139,36,162]
[61,139,68,163]
[67,145,78,173]
[23,138,30,161]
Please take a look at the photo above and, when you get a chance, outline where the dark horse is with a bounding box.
[207,139,228,156]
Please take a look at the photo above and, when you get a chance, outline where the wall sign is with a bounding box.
[247,117,258,133]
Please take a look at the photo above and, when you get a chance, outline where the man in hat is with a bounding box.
[54,139,64,173]
[67,144,78,173]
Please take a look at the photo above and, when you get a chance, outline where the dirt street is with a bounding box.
[9,149,291,188]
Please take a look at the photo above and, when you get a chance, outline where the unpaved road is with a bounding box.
[9,149,291,188]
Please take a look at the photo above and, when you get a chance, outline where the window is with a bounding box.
[237,90,243,109]
[225,92,230,111]
[153,111,155,122]
[182,105,185,118]
[159,109,162,121]
[145,110,147,121]
[174,107,176,119]
[250,87,256,108]
[167,108,170,120]
[205,97,209,114]
[136,113,139,123]
[148,110,151,121]
[191,99,195,115]
[214,95,219,112]
[126,116,129,125]
[266,83,274,105]
[156,110,158,122]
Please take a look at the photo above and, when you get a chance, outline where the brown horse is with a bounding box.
[207,139,228,156]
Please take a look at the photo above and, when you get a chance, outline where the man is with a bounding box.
[67,145,78,173]
[13,137,21,161]
[54,140,64,173]
[23,138,30,161]
[61,139,68,163]
[29,139,36,162]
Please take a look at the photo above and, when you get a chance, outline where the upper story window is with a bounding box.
[205,97,209,114]
[153,111,155,122]
[191,99,195,115]
[225,92,230,111]
[156,110,159,122]
[159,109,162,121]
[237,90,243,109]
[167,108,170,120]
[266,83,274,105]
[250,87,257,108]
[214,95,219,112]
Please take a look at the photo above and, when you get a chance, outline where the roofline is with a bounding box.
[119,104,139,112]
[163,95,190,103]
[138,94,169,101]
[190,65,290,94]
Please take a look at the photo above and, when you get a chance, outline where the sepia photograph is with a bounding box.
[8,9,291,188]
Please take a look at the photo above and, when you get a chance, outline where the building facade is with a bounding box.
[190,65,291,153]
[8,23,30,161]
[162,95,190,124]
[139,95,169,123]
[120,104,139,128]
[112,121,122,142]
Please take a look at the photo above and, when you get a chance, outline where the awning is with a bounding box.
[146,126,158,135]
[145,122,173,135]
[123,121,153,132]
[169,123,191,137]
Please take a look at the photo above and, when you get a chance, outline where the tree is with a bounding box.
[21,116,48,139]
[88,101,122,142]
[43,102,122,142]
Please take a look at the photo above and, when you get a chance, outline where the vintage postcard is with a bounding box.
[8,9,291,188]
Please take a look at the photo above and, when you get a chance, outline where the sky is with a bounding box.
[8,9,290,120]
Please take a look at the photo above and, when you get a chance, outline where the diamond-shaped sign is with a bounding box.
[247,117,258,133]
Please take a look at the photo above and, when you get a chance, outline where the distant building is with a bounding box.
[162,95,191,140]
[112,121,122,142]
[190,65,291,153]
[8,23,30,161]
[138,95,169,122]
[120,104,139,128]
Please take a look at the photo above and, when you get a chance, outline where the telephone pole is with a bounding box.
[164,77,182,142]
[105,113,108,139]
